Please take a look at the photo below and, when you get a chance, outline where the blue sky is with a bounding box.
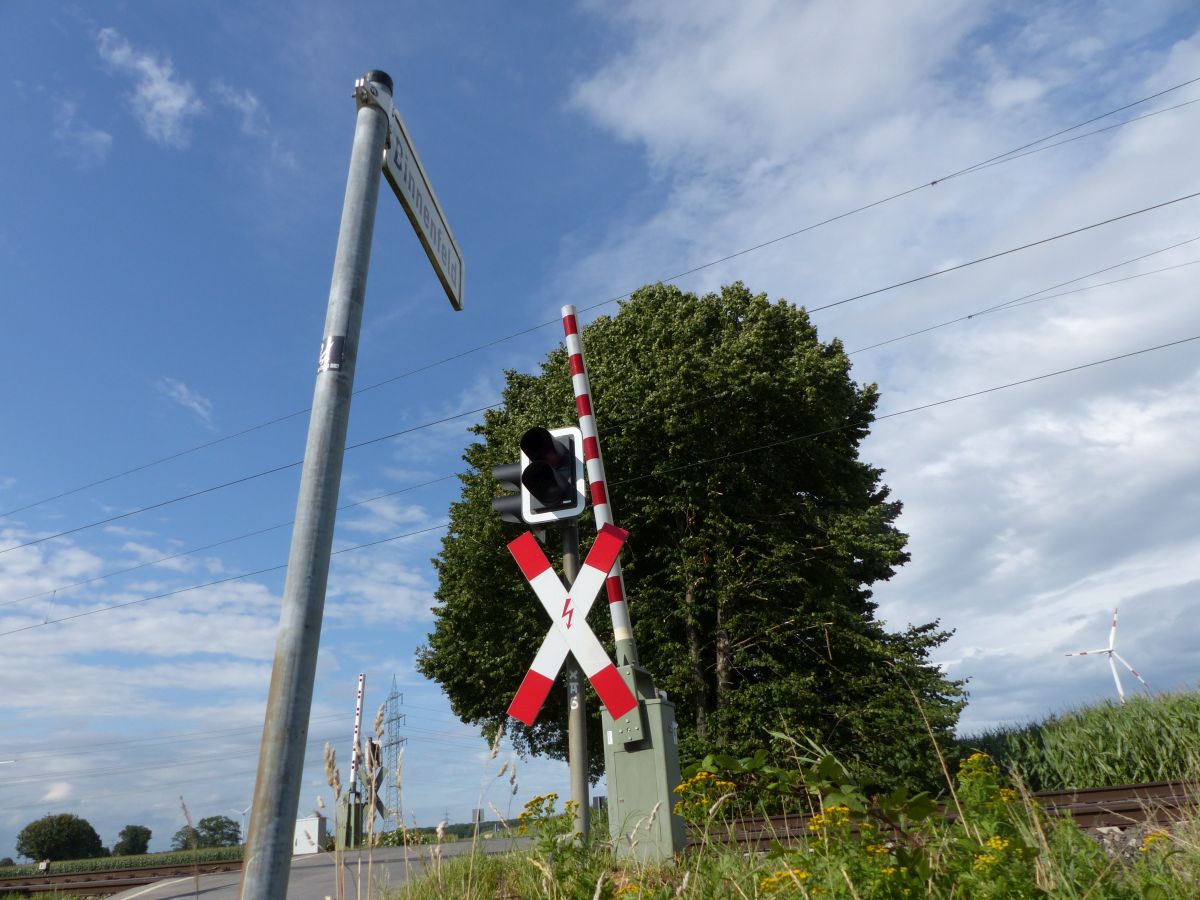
[2,0,1200,858]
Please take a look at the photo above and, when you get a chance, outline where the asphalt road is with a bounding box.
[109,839,529,900]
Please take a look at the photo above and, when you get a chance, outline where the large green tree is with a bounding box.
[170,814,242,850]
[112,824,151,856]
[16,814,105,861]
[418,282,964,791]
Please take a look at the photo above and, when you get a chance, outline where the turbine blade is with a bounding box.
[1112,652,1151,692]
[1109,607,1119,651]
[1109,655,1125,702]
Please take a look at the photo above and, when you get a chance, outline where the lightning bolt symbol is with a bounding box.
[561,596,574,629]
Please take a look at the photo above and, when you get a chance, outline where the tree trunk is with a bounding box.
[683,583,709,742]
[714,608,733,715]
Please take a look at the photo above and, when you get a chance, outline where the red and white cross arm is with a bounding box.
[561,305,638,665]
[505,524,638,725]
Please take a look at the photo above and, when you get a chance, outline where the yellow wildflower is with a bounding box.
[973,853,999,872]
[1141,830,1171,852]
[760,868,809,893]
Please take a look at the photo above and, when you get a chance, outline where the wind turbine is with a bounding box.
[230,804,251,843]
[1064,607,1151,703]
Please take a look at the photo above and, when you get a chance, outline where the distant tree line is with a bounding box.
[14,811,242,861]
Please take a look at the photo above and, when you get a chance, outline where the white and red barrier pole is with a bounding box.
[561,305,639,668]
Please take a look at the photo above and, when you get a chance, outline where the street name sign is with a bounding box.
[382,104,465,310]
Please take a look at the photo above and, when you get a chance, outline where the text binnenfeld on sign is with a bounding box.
[383,107,465,311]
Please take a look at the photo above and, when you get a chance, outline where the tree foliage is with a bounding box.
[16,814,106,861]
[170,815,241,850]
[418,282,965,790]
[112,824,152,856]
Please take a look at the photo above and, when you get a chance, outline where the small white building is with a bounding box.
[293,815,328,855]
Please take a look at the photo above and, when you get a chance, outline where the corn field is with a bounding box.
[960,690,1200,791]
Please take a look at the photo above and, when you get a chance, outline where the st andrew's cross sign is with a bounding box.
[506,524,638,725]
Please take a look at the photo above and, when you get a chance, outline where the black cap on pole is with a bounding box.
[364,70,393,93]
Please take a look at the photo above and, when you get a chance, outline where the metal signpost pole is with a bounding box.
[239,70,393,900]
[561,521,589,843]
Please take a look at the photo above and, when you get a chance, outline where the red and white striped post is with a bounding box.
[349,673,365,795]
[561,305,639,668]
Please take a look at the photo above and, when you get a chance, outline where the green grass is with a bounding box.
[959,690,1200,790]
[385,738,1200,899]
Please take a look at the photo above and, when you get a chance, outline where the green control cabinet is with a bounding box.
[336,796,364,850]
[601,673,687,861]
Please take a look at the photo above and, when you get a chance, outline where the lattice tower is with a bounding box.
[381,675,407,828]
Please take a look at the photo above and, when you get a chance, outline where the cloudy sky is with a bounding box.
[2,0,1198,857]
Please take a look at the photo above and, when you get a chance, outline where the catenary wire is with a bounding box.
[0,723,495,789]
[4,75,1196,524]
[951,96,1200,179]
[5,189,1193,563]
[807,190,1200,314]
[0,406,499,557]
[0,523,449,637]
[0,474,457,610]
[0,702,462,759]
[4,332,1197,638]
[5,239,1192,609]
[608,333,1200,488]
[0,734,344,788]
[849,247,1200,353]
[934,75,1200,178]
[0,714,344,758]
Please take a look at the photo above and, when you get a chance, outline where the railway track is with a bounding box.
[701,779,1199,847]
[1034,779,1196,830]
[0,858,242,897]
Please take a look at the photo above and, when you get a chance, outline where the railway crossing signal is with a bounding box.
[506,523,637,724]
[491,425,586,525]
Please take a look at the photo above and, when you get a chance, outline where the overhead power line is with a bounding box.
[0,733,343,789]
[0,714,343,758]
[5,331,1197,638]
[608,333,1200,488]
[6,232,1192,609]
[5,191,1193,563]
[0,522,449,637]
[850,255,1200,354]
[0,474,457,610]
[807,190,1200,314]
[0,406,497,557]
[4,74,1196,524]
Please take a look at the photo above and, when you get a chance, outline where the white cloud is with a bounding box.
[157,377,215,428]
[96,27,203,148]
[565,2,1200,735]
[987,77,1048,111]
[213,82,266,136]
[213,80,299,170]
[53,100,112,168]
[120,541,195,573]
[570,0,980,170]
[326,551,436,625]
[40,782,72,803]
